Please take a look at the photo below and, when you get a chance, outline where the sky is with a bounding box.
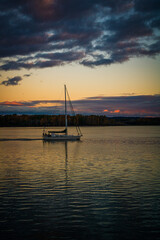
[0,0,160,117]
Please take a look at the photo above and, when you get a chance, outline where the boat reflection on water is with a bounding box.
[43,140,69,185]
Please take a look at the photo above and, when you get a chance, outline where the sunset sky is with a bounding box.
[0,0,160,116]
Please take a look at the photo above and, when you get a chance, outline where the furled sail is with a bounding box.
[48,128,67,134]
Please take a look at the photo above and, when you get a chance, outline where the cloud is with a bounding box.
[1,101,24,106]
[24,73,32,77]
[0,95,159,117]
[134,0,160,12]
[0,76,22,86]
[71,95,160,116]
[0,51,86,71]
[0,0,160,71]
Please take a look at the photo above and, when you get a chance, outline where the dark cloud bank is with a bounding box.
[0,0,160,72]
[0,95,159,117]
[1,76,22,86]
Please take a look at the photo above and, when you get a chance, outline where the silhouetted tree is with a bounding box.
[0,114,159,127]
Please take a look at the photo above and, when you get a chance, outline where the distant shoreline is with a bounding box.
[0,115,159,127]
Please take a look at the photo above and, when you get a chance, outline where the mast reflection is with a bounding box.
[43,140,69,185]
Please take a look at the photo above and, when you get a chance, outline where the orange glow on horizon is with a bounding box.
[104,109,120,113]
[114,110,120,113]
[2,101,24,106]
[31,102,62,108]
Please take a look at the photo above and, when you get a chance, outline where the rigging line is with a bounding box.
[53,88,65,130]
[66,88,82,136]
[66,91,78,133]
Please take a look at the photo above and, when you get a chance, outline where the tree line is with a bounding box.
[0,114,159,127]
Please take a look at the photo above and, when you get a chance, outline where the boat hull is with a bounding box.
[43,135,81,141]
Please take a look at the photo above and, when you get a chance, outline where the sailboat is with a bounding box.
[42,85,82,141]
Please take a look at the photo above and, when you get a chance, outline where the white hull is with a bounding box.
[43,135,81,141]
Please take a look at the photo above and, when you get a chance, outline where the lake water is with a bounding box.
[0,126,160,240]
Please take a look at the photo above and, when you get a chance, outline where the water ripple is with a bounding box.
[0,126,160,240]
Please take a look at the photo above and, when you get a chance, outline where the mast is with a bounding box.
[66,88,82,137]
[64,84,68,135]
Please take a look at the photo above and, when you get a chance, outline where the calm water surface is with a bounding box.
[0,126,160,240]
